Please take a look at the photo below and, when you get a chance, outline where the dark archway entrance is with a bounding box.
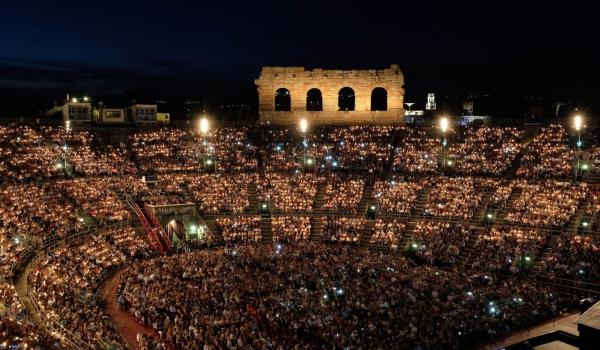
[275,88,291,111]
[338,87,355,111]
[371,87,388,111]
[306,88,323,111]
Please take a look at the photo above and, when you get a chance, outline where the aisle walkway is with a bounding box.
[102,269,174,350]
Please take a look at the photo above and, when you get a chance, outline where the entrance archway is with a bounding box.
[275,88,291,111]
[371,87,388,111]
[306,88,323,111]
[338,87,355,111]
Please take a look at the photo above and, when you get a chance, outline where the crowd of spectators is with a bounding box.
[257,173,323,212]
[0,145,63,181]
[131,128,198,173]
[393,129,440,173]
[0,317,57,349]
[487,181,515,209]
[131,127,258,174]
[260,125,399,172]
[373,179,427,215]
[0,183,84,243]
[321,217,366,243]
[118,243,578,349]
[412,221,472,264]
[215,216,261,244]
[586,185,600,220]
[184,174,251,214]
[539,233,600,282]
[448,126,522,175]
[68,145,137,176]
[321,177,364,213]
[425,177,486,219]
[472,227,548,273]
[271,216,311,242]
[195,127,258,172]
[28,227,149,349]
[0,280,24,318]
[54,178,131,224]
[323,126,398,171]
[0,122,598,348]
[506,180,587,227]
[0,125,138,181]
[517,124,574,178]
[370,218,406,248]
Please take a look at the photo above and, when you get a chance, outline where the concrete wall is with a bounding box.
[255,65,404,125]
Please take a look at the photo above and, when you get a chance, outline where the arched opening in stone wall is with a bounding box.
[274,88,291,111]
[371,87,388,111]
[338,87,355,111]
[306,88,323,111]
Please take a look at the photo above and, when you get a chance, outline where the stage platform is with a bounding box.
[576,301,600,350]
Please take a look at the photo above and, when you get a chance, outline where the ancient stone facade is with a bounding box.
[255,65,405,125]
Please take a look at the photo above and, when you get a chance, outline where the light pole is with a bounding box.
[439,116,449,168]
[573,114,583,182]
[299,118,308,166]
[199,117,210,170]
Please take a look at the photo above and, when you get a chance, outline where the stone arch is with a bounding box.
[338,87,355,111]
[371,87,388,111]
[274,88,291,111]
[306,88,323,111]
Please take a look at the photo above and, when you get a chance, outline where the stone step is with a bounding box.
[260,217,272,243]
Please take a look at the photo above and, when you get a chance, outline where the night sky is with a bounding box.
[1,0,599,117]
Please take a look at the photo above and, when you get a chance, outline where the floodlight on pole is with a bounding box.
[299,118,308,134]
[574,115,582,131]
[198,117,210,170]
[573,114,583,182]
[299,118,308,166]
[199,117,210,135]
[440,117,449,133]
[439,116,450,167]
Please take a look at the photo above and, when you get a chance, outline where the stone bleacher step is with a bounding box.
[260,217,272,243]
[309,216,324,241]
[358,182,374,215]
[498,188,522,220]
[531,231,563,273]
[247,183,258,212]
[203,219,222,243]
[398,219,419,252]
[359,220,375,248]
[470,190,493,226]
[458,226,487,267]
